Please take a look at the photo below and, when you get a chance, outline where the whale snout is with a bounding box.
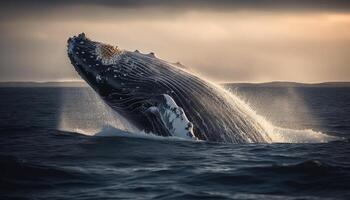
[67,33,94,57]
[67,33,108,87]
[67,33,125,94]
[67,32,123,68]
[67,33,101,73]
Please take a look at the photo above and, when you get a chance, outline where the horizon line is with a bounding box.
[1,80,350,84]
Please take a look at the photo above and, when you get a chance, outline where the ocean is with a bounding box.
[0,86,349,200]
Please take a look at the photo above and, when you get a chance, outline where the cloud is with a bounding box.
[0,2,350,82]
[2,0,350,11]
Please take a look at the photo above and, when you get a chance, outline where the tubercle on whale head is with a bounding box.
[67,32,123,64]
[67,33,98,76]
[67,33,157,70]
[95,43,123,65]
[67,33,161,97]
[67,33,121,95]
[67,33,89,54]
[67,33,153,98]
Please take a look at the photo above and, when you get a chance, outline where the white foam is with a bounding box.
[268,127,339,143]
[87,125,199,142]
[58,87,138,135]
[204,81,341,144]
[223,87,340,143]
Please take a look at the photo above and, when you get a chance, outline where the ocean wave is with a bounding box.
[62,124,342,144]
[0,155,94,190]
[69,125,201,143]
[266,127,341,143]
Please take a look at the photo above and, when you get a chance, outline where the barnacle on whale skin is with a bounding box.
[95,43,124,65]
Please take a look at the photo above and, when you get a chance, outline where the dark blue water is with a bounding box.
[0,86,349,200]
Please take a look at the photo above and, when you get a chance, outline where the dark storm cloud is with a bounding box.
[1,0,350,11]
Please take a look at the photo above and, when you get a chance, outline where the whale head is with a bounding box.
[67,33,166,96]
[67,32,186,98]
[67,33,196,137]
[67,33,126,95]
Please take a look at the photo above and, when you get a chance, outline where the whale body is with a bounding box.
[67,33,271,143]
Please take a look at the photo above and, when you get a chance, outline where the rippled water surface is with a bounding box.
[0,86,349,200]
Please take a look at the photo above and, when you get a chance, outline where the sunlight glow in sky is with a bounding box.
[0,1,350,82]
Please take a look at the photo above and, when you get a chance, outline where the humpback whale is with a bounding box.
[67,33,271,143]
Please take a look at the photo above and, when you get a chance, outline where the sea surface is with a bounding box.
[0,86,349,200]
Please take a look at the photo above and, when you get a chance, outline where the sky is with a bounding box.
[0,1,350,83]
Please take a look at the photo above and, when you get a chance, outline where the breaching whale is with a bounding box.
[67,33,271,143]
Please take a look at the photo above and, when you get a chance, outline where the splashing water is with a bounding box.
[214,83,339,143]
[58,85,339,143]
[94,125,199,143]
[58,87,138,136]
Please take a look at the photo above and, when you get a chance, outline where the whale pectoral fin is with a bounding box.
[144,106,172,137]
[144,94,196,140]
